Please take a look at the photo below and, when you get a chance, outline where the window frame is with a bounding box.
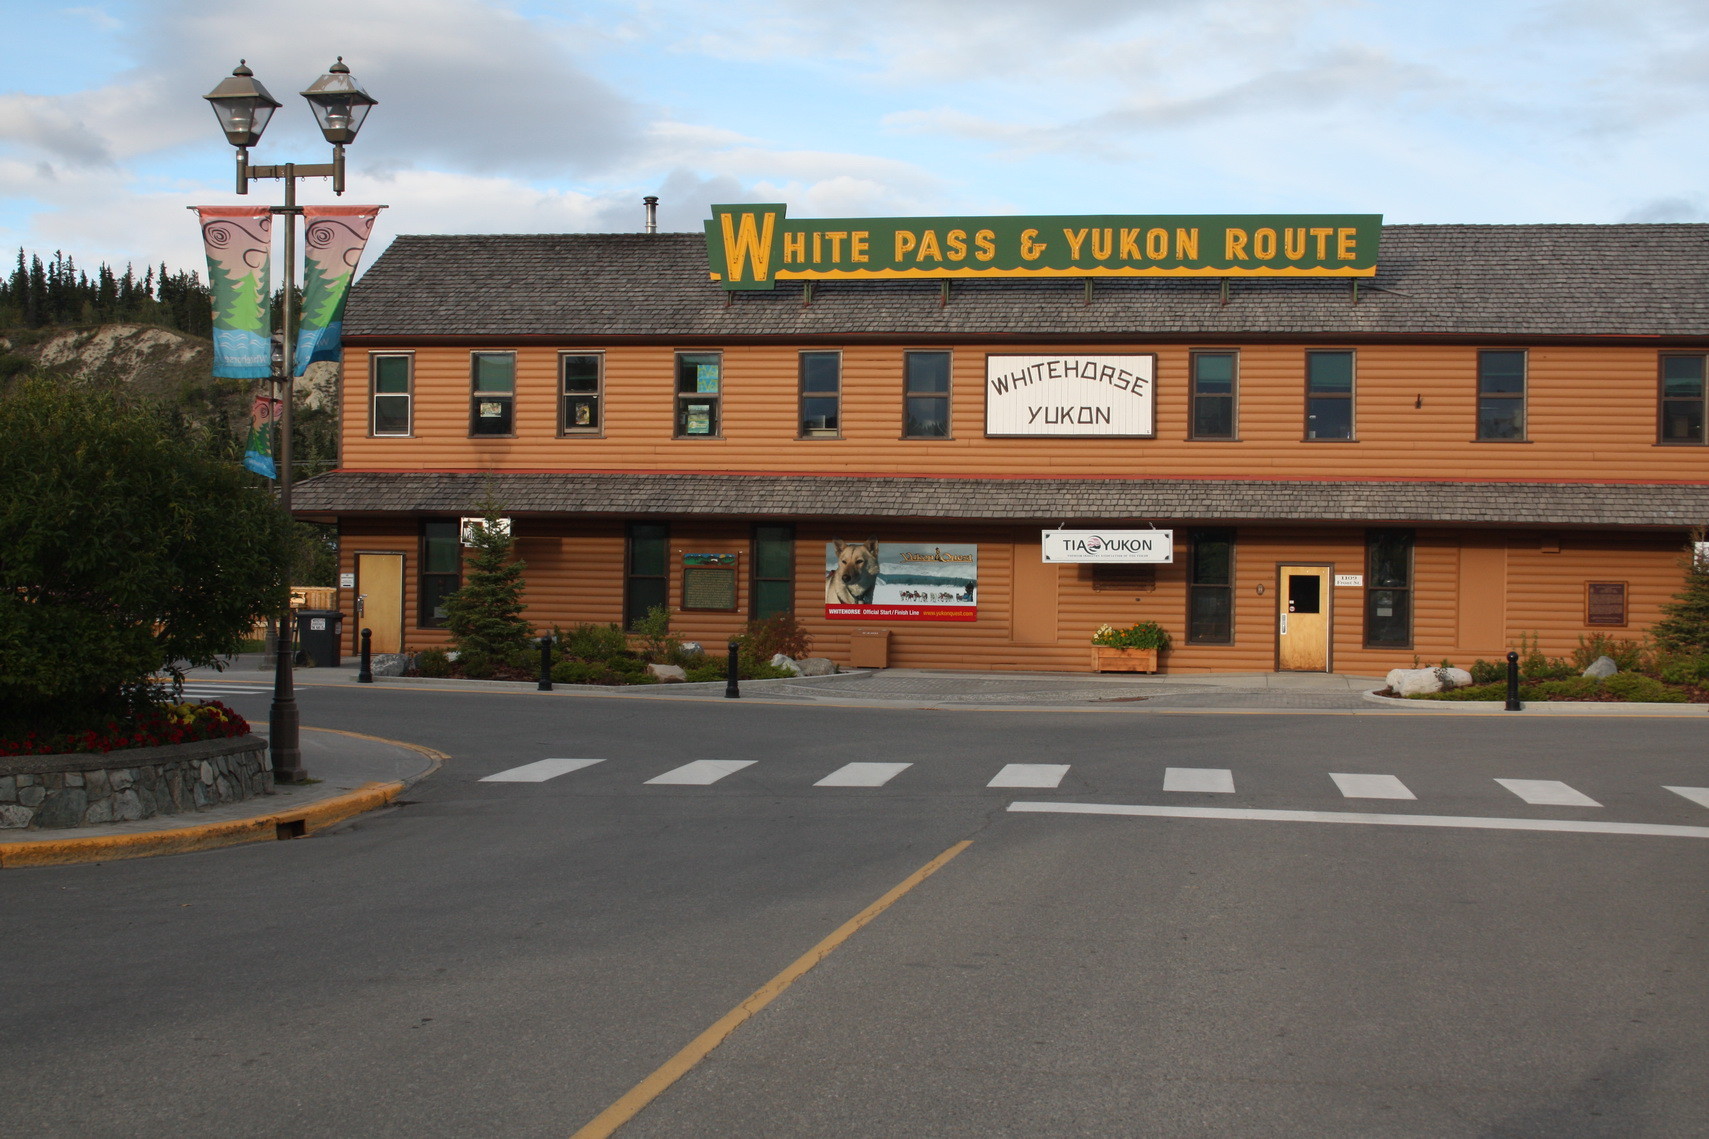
[1658,352,1707,445]
[1476,349,1527,442]
[1188,350,1238,440]
[558,351,604,437]
[469,351,517,437]
[902,350,953,439]
[674,351,722,439]
[751,523,796,619]
[1186,528,1236,645]
[1363,529,1414,649]
[370,352,413,437]
[1304,350,1356,441]
[625,522,670,630]
[418,519,462,628]
[798,351,842,439]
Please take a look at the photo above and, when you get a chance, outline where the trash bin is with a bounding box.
[295,609,345,668]
[850,628,890,669]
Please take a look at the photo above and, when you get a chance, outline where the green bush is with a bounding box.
[1657,654,1709,687]
[1652,531,1709,655]
[606,654,648,677]
[442,505,533,662]
[1091,620,1171,650]
[741,613,813,662]
[415,648,452,678]
[458,650,496,680]
[1468,658,1504,685]
[632,604,679,663]
[558,622,630,663]
[1602,673,1686,702]
[552,660,614,685]
[1571,633,1644,671]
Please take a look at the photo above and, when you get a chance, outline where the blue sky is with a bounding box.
[4,0,1709,277]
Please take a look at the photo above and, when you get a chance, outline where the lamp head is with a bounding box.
[301,58,377,145]
[203,61,281,148]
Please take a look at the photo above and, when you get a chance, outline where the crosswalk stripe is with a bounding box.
[1495,778,1601,807]
[988,763,1070,789]
[1329,773,1416,800]
[1664,786,1709,809]
[645,760,755,786]
[481,758,605,783]
[181,685,271,694]
[814,762,912,787]
[1163,767,1235,793]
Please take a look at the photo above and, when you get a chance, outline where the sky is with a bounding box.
[5,0,1709,279]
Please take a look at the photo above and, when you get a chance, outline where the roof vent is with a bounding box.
[644,196,658,234]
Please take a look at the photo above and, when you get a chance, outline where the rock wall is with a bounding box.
[0,735,271,830]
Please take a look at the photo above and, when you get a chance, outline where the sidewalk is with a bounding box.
[0,725,441,868]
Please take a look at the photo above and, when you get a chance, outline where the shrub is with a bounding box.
[442,505,533,662]
[1091,621,1171,650]
[742,613,813,662]
[552,660,615,685]
[1571,633,1643,672]
[1516,632,1574,680]
[1468,658,1504,685]
[632,604,680,663]
[1652,529,1709,655]
[415,648,452,677]
[606,654,648,677]
[558,622,630,663]
[1657,653,1709,687]
[458,650,496,680]
[1602,673,1686,702]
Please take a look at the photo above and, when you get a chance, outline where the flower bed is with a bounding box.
[0,701,250,758]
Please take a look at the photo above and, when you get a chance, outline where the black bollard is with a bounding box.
[725,640,741,699]
[357,627,373,683]
[538,634,554,691]
[1505,649,1521,711]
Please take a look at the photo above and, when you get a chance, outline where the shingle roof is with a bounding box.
[344,226,1709,341]
[293,471,1709,528]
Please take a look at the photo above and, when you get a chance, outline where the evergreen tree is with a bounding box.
[441,506,532,663]
[1652,529,1709,655]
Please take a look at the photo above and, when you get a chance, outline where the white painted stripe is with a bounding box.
[182,685,271,693]
[1006,801,1709,839]
[814,762,912,787]
[988,763,1070,789]
[1163,767,1235,793]
[1495,778,1601,807]
[1665,786,1709,809]
[645,760,756,786]
[1330,773,1416,800]
[480,758,605,783]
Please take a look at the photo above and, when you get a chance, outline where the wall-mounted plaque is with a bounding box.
[1585,581,1627,627]
[682,553,738,611]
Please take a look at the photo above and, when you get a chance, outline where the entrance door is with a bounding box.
[356,553,405,654]
[1277,565,1330,672]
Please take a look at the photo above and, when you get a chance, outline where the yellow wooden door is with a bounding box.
[356,553,405,654]
[1278,565,1330,671]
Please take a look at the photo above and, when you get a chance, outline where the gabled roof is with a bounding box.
[293,471,1709,528]
[344,225,1709,342]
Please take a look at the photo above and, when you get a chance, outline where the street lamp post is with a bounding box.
[204,59,377,783]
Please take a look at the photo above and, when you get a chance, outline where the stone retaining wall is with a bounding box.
[0,735,271,830]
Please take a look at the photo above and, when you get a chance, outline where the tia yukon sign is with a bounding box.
[704,204,1381,290]
[1042,529,1175,564]
[987,354,1154,437]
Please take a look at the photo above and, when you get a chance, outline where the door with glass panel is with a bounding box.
[1277,565,1330,672]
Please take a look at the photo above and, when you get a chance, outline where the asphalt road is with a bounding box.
[4,683,1707,1137]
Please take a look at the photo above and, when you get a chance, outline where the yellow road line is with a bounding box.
[570,838,974,1139]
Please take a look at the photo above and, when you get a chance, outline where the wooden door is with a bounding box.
[356,553,405,654]
[1277,565,1330,672]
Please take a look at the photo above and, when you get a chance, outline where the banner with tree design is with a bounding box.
[295,205,383,375]
[194,206,272,378]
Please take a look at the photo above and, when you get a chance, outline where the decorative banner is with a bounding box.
[706,204,1383,290]
[195,206,272,378]
[1042,530,1174,564]
[296,205,383,375]
[242,392,282,479]
[825,540,978,622]
[987,354,1155,437]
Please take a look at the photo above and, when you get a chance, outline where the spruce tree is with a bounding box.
[441,507,532,662]
[1652,530,1709,655]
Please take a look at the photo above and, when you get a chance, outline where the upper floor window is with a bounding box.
[1190,351,1237,439]
[470,352,515,436]
[1305,351,1354,440]
[371,353,412,436]
[799,351,840,438]
[675,352,720,437]
[904,351,951,438]
[560,353,602,435]
[1660,354,1706,444]
[1477,350,1526,441]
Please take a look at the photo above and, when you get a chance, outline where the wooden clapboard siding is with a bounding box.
[1505,533,1685,659]
[343,342,1706,483]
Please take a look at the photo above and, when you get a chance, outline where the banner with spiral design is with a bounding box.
[195,206,273,378]
[243,393,284,479]
[296,205,384,375]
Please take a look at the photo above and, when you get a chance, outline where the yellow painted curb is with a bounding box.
[0,781,406,868]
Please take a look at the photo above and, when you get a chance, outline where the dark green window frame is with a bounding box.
[1305,350,1355,440]
[625,523,670,630]
[1660,354,1706,444]
[903,351,951,438]
[1364,529,1414,648]
[1187,529,1235,644]
[419,519,462,628]
[1477,350,1526,441]
[799,352,841,438]
[751,524,795,619]
[560,352,603,435]
[371,353,412,436]
[1190,351,1237,440]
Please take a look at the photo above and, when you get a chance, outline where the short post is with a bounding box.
[357,627,373,683]
[725,640,741,699]
[1505,649,1521,711]
[538,634,554,691]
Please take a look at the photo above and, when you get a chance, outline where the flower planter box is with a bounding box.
[1092,646,1159,673]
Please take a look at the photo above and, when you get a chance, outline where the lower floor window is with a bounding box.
[1365,529,1414,647]
[1188,529,1235,643]
[419,519,461,627]
[626,523,669,630]
[752,524,795,619]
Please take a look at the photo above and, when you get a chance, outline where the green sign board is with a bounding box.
[704,204,1381,291]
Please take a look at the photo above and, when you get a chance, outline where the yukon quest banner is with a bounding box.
[1042,529,1175,563]
[825,539,977,622]
[988,354,1154,437]
[706,205,1381,290]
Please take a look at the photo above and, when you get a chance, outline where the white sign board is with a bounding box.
[1335,574,1363,587]
[460,516,512,546]
[339,572,356,588]
[986,354,1155,437]
[1696,541,1709,568]
[1042,529,1174,563]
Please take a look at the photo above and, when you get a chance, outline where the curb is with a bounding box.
[0,728,446,869]
[1359,690,1709,715]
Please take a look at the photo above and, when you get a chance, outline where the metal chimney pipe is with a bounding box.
[643,195,658,234]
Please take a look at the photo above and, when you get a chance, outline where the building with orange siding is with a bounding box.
[293,224,1709,674]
